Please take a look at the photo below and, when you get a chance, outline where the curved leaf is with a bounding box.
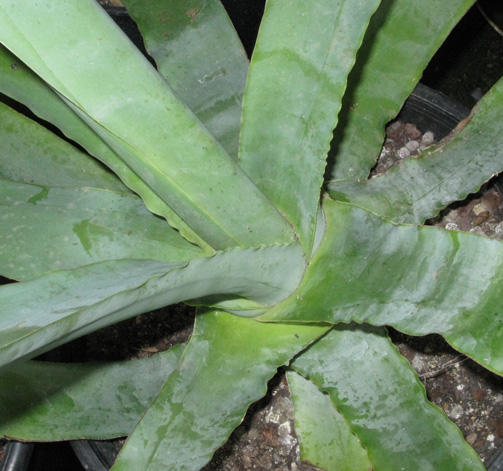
[0,101,127,192]
[0,181,202,281]
[0,45,213,252]
[122,0,248,158]
[238,0,381,254]
[0,101,203,280]
[326,0,475,182]
[291,325,485,471]
[0,243,305,369]
[111,309,328,471]
[262,199,503,375]
[0,0,294,250]
[329,77,503,224]
[286,369,371,471]
[0,344,184,441]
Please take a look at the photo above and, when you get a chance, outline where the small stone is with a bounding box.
[481,191,501,212]
[472,388,487,401]
[470,226,485,235]
[386,120,404,139]
[495,222,503,238]
[405,140,420,152]
[445,222,459,231]
[472,202,486,216]
[449,404,464,420]
[398,147,411,159]
[261,428,275,441]
[411,355,426,372]
[458,201,476,217]
[422,131,435,145]
[405,123,421,139]
[466,433,478,446]
[379,147,390,159]
[473,211,490,226]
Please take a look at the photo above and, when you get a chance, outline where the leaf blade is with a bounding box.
[122,0,249,158]
[286,369,372,471]
[0,344,184,441]
[0,0,294,250]
[263,199,503,375]
[238,0,381,253]
[0,243,305,369]
[326,0,475,182]
[291,325,485,471]
[329,77,503,224]
[111,310,328,471]
[0,180,202,280]
[0,45,213,251]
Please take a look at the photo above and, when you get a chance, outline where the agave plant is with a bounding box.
[0,0,502,469]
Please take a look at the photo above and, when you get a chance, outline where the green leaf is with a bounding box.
[122,0,249,158]
[111,309,328,471]
[0,243,305,369]
[0,45,213,252]
[326,0,475,182]
[291,325,485,471]
[0,102,204,280]
[262,199,503,375]
[286,369,371,471]
[329,77,503,224]
[0,344,184,441]
[238,0,381,254]
[0,0,294,250]
[0,181,203,281]
[0,101,127,192]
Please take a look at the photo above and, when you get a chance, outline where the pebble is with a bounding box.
[412,355,426,372]
[405,123,421,139]
[422,131,435,145]
[445,222,459,231]
[398,147,411,159]
[495,222,503,238]
[467,433,478,446]
[470,226,485,235]
[406,140,420,152]
[449,404,464,420]
[386,120,403,139]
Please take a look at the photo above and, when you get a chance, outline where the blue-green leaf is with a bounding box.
[263,199,503,376]
[291,325,485,471]
[326,0,475,182]
[0,344,184,441]
[0,0,294,250]
[0,242,305,369]
[329,77,503,224]
[286,369,371,471]
[238,0,381,254]
[111,309,328,471]
[0,45,213,251]
[122,0,248,158]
